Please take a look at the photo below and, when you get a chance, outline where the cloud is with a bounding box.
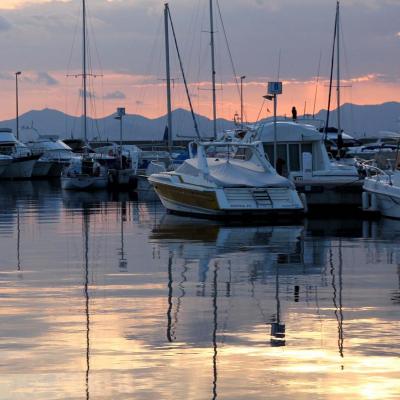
[103,90,126,100]
[0,72,14,80]
[0,16,11,31]
[36,71,59,86]
[79,89,96,98]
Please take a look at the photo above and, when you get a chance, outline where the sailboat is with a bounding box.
[61,0,108,191]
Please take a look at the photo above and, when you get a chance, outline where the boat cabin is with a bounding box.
[258,121,330,176]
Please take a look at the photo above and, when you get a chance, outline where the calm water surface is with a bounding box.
[0,181,399,400]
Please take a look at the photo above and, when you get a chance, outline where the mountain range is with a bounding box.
[0,102,399,142]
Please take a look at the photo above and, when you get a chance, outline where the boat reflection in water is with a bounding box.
[153,218,318,353]
[150,213,359,397]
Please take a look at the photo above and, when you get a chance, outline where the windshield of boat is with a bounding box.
[204,144,254,161]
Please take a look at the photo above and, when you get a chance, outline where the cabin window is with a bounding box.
[289,144,300,171]
[264,144,274,165]
[301,143,314,170]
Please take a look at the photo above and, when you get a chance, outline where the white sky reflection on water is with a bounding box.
[0,181,399,400]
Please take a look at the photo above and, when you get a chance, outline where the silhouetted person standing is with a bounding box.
[292,106,297,121]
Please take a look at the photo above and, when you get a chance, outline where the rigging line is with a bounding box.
[277,49,282,82]
[255,99,266,124]
[87,1,105,138]
[216,0,241,100]
[65,1,81,138]
[340,19,354,134]
[312,50,322,118]
[168,7,201,139]
[324,2,338,141]
[134,13,163,116]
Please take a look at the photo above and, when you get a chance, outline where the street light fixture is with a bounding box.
[15,71,22,140]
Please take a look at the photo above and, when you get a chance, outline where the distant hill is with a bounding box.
[314,102,400,138]
[0,108,235,142]
[0,102,399,141]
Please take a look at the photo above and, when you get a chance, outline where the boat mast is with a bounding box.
[164,3,173,150]
[82,0,88,146]
[324,0,338,142]
[209,0,217,140]
[336,1,341,143]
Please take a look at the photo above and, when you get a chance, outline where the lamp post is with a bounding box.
[15,71,22,140]
[115,107,126,169]
[263,81,282,170]
[240,75,246,127]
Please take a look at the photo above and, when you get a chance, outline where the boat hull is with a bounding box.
[61,175,108,190]
[363,177,400,219]
[32,160,53,177]
[1,157,37,179]
[48,161,67,178]
[0,159,12,176]
[108,169,135,187]
[295,180,363,206]
[150,180,304,218]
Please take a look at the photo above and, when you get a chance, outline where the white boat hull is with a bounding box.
[61,175,108,190]
[1,158,36,179]
[363,176,400,218]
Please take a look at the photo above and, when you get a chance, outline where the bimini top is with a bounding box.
[258,121,323,143]
[0,128,17,144]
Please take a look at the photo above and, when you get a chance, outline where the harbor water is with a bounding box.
[0,181,399,400]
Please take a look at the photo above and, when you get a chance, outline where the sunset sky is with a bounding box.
[0,0,399,122]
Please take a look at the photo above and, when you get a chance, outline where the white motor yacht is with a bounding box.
[0,128,38,179]
[362,155,400,218]
[257,121,363,207]
[148,140,305,217]
[26,136,75,177]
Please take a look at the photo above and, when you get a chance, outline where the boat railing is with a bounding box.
[361,161,392,182]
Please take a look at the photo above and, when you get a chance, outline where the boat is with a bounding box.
[346,131,400,169]
[256,121,363,207]
[0,128,38,179]
[148,140,306,217]
[61,156,108,190]
[26,135,76,178]
[362,153,400,218]
[95,142,139,187]
[0,155,13,176]
[61,0,108,190]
